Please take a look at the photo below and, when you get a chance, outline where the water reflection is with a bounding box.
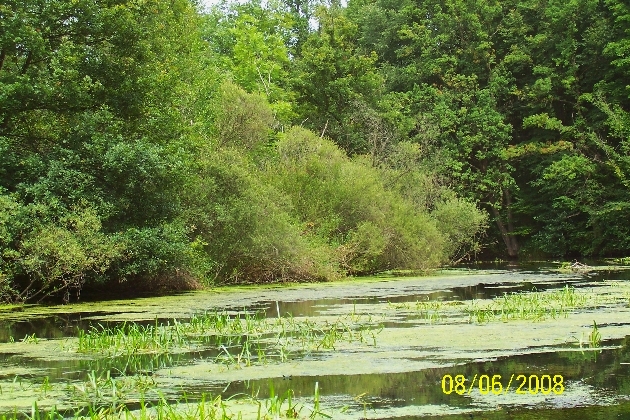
[2,262,630,418]
[3,262,628,341]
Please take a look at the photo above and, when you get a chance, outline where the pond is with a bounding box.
[1,262,630,419]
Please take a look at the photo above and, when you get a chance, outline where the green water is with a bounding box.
[1,262,630,418]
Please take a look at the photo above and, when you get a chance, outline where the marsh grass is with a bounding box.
[388,300,450,324]
[385,285,594,324]
[0,395,232,420]
[465,285,589,323]
[20,333,39,344]
[264,382,301,419]
[588,321,602,348]
[73,310,384,369]
[2,310,376,418]
[77,321,185,355]
[183,311,269,337]
[39,368,164,417]
[0,384,333,420]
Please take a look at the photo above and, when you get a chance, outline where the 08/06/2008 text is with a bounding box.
[441,374,564,396]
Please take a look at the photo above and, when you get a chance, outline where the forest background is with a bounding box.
[0,0,628,303]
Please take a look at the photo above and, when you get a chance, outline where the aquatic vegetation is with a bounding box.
[77,321,185,355]
[558,261,592,273]
[414,300,449,323]
[588,321,602,348]
[0,384,334,420]
[389,285,592,324]
[210,312,384,369]
[20,333,39,344]
[72,310,384,372]
[70,370,126,406]
[51,311,381,415]
[0,396,228,420]
[264,382,302,419]
[3,271,630,420]
[38,376,52,398]
[352,392,373,419]
[387,299,448,324]
[308,382,330,420]
[465,285,590,323]
[573,320,604,354]
[183,310,270,337]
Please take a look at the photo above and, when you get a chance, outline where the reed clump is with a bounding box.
[465,285,589,323]
[74,310,384,368]
[77,321,186,355]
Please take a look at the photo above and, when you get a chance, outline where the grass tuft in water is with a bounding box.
[0,383,334,420]
[588,320,602,348]
[20,333,39,344]
[77,320,185,355]
[465,285,589,323]
[73,310,384,370]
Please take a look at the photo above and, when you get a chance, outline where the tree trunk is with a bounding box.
[491,203,519,258]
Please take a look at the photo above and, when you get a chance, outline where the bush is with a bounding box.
[212,81,274,150]
[0,197,124,302]
[270,127,451,274]
[431,198,488,263]
[274,127,389,240]
[111,222,200,282]
[187,149,337,284]
[380,141,488,263]
[337,221,388,273]
[381,199,447,271]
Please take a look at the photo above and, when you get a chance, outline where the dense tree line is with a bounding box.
[337,0,630,259]
[1,0,627,302]
[0,0,485,302]
[213,0,629,259]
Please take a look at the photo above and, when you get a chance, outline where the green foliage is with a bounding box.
[188,148,337,284]
[203,2,296,126]
[271,127,451,274]
[0,0,519,301]
[0,197,124,302]
[431,198,489,264]
[345,0,630,258]
[0,0,207,301]
[274,127,388,239]
[291,5,385,154]
[212,81,274,150]
[112,223,200,281]
[380,141,446,210]
[380,141,488,263]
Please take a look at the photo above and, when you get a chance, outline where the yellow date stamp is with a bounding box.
[441,374,564,396]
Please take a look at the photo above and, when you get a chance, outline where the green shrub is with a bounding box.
[188,149,337,284]
[337,221,388,273]
[431,197,488,263]
[0,197,124,302]
[381,199,447,271]
[111,222,198,282]
[381,141,448,211]
[270,127,452,274]
[212,80,274,150]
[274,127,389,239]
[380,141,488,263]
